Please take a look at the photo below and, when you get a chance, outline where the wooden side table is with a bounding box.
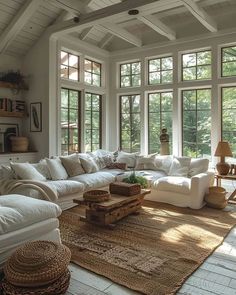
[215,174,236,202]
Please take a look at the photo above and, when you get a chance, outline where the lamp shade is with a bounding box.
[214,141,233,157]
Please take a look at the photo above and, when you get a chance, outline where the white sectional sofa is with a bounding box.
[0,151,214,211]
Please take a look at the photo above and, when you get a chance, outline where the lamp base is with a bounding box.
[216,162,230,175]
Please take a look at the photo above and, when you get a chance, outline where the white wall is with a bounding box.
[108,31,236,162]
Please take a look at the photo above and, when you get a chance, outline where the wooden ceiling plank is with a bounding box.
[80,26,94,40]
[181,0,217,32]
[137,14,176,40]
[0,0,43,54]
[97,23,142,47]
[99,32,113,48]
[46,0,90,16]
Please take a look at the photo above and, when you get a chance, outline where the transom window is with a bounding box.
[120,95,141,152]
[148,92,173,154]
[222,87,236,157]
[84,93,102,152]
[182,50,211,81]
[222,46,236,77]
[120,62,141,88]
[61,88,80,155]
[60,51,79,81]
[182,88,211,158]
[148,56,173,85]
[84,59,101,87]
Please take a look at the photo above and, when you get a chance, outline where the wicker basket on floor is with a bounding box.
[4,241,71,287]
[205,186,227,209]
[83,190,110,202]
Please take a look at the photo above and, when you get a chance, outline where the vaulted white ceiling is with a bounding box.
[0,0,236,57]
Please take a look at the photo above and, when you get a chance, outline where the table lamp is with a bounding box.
[214,141,233,175]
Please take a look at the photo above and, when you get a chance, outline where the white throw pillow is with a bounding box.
[154,155,173,174]
[11,162,46,181]
[46,158,68,180]
[32,159,52,179]
[168,157,191,177]
[1,165,16,179]
[117,151,138,168]
[89,150,114,169]
[60,153,85,177]
[188,158,209,177]
[78,153,99,173]
[135,153,157,170]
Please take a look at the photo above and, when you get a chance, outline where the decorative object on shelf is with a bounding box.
[83,190,110,202]
[123,170,148,189]
[10,136,29,152]
[2,240,71,295]
[0,71,27,92]
[160,128,170,155]
[30,102,42,132]
[0,123,19,153]
[205,186,227,209]
[214,141,233,175]
[109,181,141,196]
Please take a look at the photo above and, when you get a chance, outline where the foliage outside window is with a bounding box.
[84,59,101,87]
[148,92,173,154]
[222,87,236,157]
[182,89,211,158]
[85,93,102,152]
[148,57,173,85]
[182,50,211,81]
[60,51,79,81]
[61,88,80,155]
[120,62,141,88]
[120,95,141,152]
[222,46,236,77]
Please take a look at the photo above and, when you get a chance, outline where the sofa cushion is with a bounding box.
[168,157,191,177]
[78,153,99,173]
[89,150,114,169]
[152,176,191,195]
[154,155,173,173]
[70,171,115,190]
[0,194,61,235]
[117,151,138,168]
[11,163,46,181]
[46,180,84,197]
[101,168,126,176]
[32,160,52,180]
[46,158,68,180]
[189,158,209,177]
[60,153,85,177]
[135,153,157,170]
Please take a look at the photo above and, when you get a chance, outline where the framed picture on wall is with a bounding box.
[30,102,42,132]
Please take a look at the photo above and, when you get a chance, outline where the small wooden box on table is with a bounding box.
[73,189,150,228]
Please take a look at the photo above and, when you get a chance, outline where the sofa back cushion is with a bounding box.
[154,155,173,174]
[78,153,99,173]
[32,159,52,180]
[168,157,191,177]
[46,158,68,180]
[117,151,138,168]
[188,158,209,177]
[11,162,46,181]
[60,153,85,177]
[135,153,157,170]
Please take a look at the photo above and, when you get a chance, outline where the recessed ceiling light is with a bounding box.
[128,9,139,15]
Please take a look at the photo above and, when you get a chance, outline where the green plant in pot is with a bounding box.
[123,170,148,188]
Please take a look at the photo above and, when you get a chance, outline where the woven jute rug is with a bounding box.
[59,201,236,295]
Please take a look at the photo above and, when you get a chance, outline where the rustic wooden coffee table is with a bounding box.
[73,189,150,228]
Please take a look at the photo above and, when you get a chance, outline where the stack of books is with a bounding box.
[0,98,25,113]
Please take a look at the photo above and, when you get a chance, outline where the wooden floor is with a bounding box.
[65,204,236,295]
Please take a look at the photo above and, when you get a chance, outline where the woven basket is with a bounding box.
[2,269,70,295]
[4,241,71,287]
[83,190,110,202]
[205,186,227,209]
[10,137,29,152]
[109,182,141,196]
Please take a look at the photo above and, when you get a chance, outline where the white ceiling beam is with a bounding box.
[47,0,160,35]
[97,23,142,47]
[137,15,176,41]
[0,0,42,54]
[80,26,94,40]
[99,33,113,49]
[54,11,73,24]
[48,0,91,15]
[181,0,217,32]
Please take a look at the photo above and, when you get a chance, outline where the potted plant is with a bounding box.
[123,170,148,188]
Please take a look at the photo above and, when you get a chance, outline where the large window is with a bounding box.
[222,46,236,77]
[222,87,236,157]
[148,56,173,85]
[60,51,79,81]
[182,89,211,158]
[84,59,101,87]
[120,62,141,88]
[120,95,141,152]
[148,92,173,154]
[182,50,211,81]
[84,93,102,152]
[61,88,80,155]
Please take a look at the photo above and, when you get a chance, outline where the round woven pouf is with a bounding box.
[4,241,71,287]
